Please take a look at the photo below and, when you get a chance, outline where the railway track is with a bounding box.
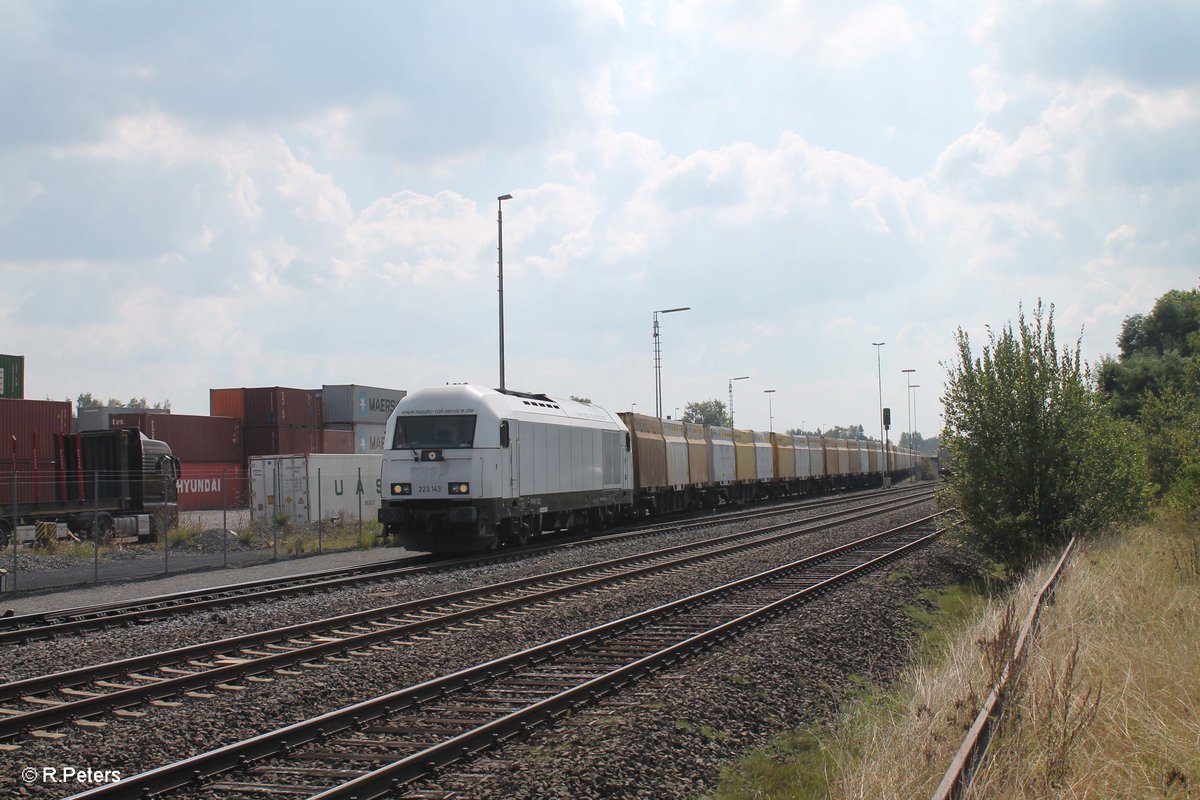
[0,483,932,644]
[66,513,941,799]
[0,490,935,741]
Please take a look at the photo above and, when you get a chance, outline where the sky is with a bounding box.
[2,0,1198,440]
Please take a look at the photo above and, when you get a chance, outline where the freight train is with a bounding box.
[1,427,181,544]
[378,384,923,553]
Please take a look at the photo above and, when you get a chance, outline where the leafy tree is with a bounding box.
[823,424,866,440]
[75,393,170,411]
[683,399,730,427]
[1100,287,1200,418]
[899,431,940,453]
[942,301,1149,566]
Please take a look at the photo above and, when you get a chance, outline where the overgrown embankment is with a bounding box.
[705,510,1200,799]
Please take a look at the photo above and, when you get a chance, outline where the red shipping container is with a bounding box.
[1,399,72,462]
[244,425,323,458]
[242,387,323,427]
[175,462,249,511]
[210,388,245,420]
[107,413,242,463]
[1,460,57,505]
[321,429,354,454]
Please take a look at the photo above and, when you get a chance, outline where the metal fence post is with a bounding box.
[11,469,18,593]
[357,466,363,537]
[222,468,228,568]
[162,472,170,575]
[317,467,323,553]
[93,471,100,585]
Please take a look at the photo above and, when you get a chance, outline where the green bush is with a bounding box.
[942,301,1150,567]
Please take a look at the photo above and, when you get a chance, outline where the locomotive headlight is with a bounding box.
[392,483,411,495]
[448,482,470,495]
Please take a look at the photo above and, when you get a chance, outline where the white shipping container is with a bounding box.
[322,384,407,425]
[250,453,383,525]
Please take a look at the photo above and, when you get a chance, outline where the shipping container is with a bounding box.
[0,354,25,400]
[323,422,387,454]
[244,425,323,459]
[1,399,73,462]
[321,429,354,454]
[660,419,689,488]
[322,385,407,425]
[752,431,773,480]
[243,387,322,427]
[209,388,245,420]
[176,462,248,511]
[772,433,797,480]
[684,423,709,485]
[77,405,170,433]
[732,429,756,482]
[793,435,812,478]
[706,426,736,484]
[837,439,851,476]
[1,459,57,505]
[107,413,242,463]
[211,387,323,427]
[823,438,839,476]
[249,454,383,525]
[618,412,667,490]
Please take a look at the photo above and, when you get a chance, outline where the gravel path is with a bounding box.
[1,494,950,799]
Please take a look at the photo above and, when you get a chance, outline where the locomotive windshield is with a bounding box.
[393,415,477,449]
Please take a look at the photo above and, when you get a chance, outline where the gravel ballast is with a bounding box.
[1,492,958,799]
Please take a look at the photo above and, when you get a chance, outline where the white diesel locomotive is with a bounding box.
[378,384,634,552]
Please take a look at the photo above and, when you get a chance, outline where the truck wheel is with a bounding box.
[94,513,116,543]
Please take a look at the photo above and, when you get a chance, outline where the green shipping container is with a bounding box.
[0,354,24,399]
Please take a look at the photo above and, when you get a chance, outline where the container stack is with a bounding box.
[106,411,246,511]
[1,398,72,504]
[322,384,406,454]
[210,386,326,459]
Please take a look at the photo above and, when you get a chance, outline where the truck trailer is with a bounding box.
[2,428,181,545]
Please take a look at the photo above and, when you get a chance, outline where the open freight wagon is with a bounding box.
[2,428,181,544]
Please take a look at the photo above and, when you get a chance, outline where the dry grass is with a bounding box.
[825,514,1200,800]
[823,563,1052,800]
[965,518,1200,799]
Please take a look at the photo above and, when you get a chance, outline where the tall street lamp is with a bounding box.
[728,376,749,428]
[910,385,921,450]
[901,368,916,450]
[764,389,776,433]
[653,306,691,418]
[497,193,513,391]
[872,342,885,471]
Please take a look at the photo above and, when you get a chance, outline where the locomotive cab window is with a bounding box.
[392,415,477,450]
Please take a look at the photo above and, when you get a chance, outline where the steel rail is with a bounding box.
[931,536,1078,800]
[0,492,936,739]
[66,516,941,800]
[0,483,932,643]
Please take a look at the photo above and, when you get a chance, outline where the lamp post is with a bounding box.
[764,389,776,433]
[728,376,749,428]
[901,368,916,451]
[910,385,921,450]
[872,342,885,471]
[497,193,513,391]
[653,306,691,418]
